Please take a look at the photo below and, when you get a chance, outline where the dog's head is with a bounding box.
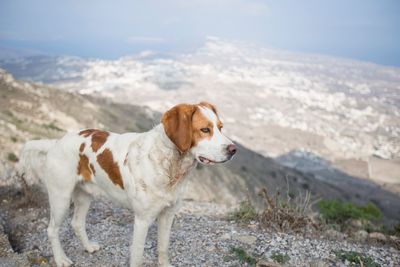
[161,102,236,165]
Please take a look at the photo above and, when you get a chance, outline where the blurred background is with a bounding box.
[0,1,399,266]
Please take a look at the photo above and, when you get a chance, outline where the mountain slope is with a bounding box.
[0,69,399,223]
[1,38,399,195]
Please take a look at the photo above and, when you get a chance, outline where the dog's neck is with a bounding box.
[151,124,197,187]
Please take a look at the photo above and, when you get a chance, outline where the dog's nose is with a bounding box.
[227,144,237,156]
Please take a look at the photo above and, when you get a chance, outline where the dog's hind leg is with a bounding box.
[71,188,100,253]
[47,187,74,267]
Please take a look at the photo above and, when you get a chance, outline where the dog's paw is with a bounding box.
[85,241,100,253]
[55,255,73,267]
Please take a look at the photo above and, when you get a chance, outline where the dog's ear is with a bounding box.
[161,104,197,154]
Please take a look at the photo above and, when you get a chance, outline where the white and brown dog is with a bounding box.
[19,102,236,267]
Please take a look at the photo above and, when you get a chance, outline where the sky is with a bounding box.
[0,0,399,66]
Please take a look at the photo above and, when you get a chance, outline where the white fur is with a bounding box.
[18,106,234,267]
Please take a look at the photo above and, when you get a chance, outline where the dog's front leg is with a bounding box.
[130,216,152,267]
[157,206,178,267]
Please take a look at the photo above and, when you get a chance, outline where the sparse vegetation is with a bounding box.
[10,136,18,142]
[334,250,380,267]
[364,222,400,237]
[42,122,63,131]
[3,110,14,117]
[270,171,278,178]
[271,251,290,264]
[7,152,18,162]
[395,223,400,236]
[28,255,49,266]
[230,199,258,222]
[125,126,137,132]
[317,200,382,225]
[230,247,257,266]
[258,186,316,233]
[230,182,317,234]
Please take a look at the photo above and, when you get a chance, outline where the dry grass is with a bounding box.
[258,183,318,233]
[6,172,43,209]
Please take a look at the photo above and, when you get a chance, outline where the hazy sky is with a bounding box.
[0,0,399,66]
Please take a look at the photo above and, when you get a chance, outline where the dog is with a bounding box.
[19,102,236,267]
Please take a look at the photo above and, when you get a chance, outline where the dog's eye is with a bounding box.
[200,128,210,133]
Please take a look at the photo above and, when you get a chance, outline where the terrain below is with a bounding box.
[0,186,399,267]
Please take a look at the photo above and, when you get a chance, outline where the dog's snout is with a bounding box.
[227,144,237,156]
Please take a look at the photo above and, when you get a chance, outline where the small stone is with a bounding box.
[206,245,215,252]
[249,224,258,230]
[325,229,346,240]
[220,233,231,240]
[354,230,368,242]
[368,232,386,241]
[309,259,330,267]
[236,235,257,245]
[349,219,363,228]
[256,260,283,267]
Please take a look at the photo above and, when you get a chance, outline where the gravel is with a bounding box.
[1,199,399,267]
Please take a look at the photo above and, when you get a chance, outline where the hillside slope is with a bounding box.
[0,69,399,223]
[2,38,399,195]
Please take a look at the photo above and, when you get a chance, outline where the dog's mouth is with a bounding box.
[198,156,214,165]
[198,156,228,165]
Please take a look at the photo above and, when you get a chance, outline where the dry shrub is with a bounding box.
[258,186,318,233]
[10,173,41,208]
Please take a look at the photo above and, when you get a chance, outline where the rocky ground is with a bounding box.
[0,185,399,267]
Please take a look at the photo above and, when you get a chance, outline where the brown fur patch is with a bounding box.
[97,148,124,189]
[79,143,85,153]
[79,129,96,137]
[91,130,110,152]
[161,104,197,154]
[77,154,92,181]
[217,121,223,130]
[191,108,214,146]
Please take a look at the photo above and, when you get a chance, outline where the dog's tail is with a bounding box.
[18,139,57,183]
